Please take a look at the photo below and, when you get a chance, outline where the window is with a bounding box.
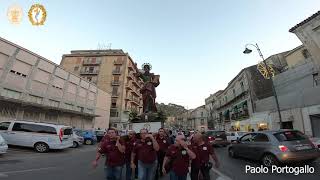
[233,89,236,97]
[240,133,254,142]
[0,122,10,130]
[115,66,120,72]
[129,124,133,130]
[313,73,319,86]
[112,87,118,95]
[10,70,27,78]
[87,77,92,82]
[252,133,269,142]
[110,109,119,117]
[240,82,244,91]
[74,66,79,71]
[274,131,306,142]
[111,98,117,108]
[2,89,21,99]
[29,95,43,104]
[113,124,118,128]
[225,96,227,102]
[49,99,59,107]
[89,67,94,73]
[12,123,56,134]
[200,119,204,125]
[302,49,311,59]
[201,112,204,117]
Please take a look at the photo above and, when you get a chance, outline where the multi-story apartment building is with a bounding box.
[188,105,208,131]
[205,91,223,130]
[0,37,110,129]
[60,50,143,130]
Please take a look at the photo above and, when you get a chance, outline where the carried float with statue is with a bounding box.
[129,63,163,133]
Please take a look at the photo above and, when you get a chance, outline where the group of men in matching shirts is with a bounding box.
[92,127,220,180]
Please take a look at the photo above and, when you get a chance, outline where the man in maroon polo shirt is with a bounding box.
[162,135,196,180]
[155,128,171,179]
[125,130,138,180]
[190,133,220,180]
[92,128,126,180]
[131,128,160,180]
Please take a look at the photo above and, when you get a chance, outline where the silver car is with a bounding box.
[0,134,8,154]
[228,130,320,167]
[72,131,84,148]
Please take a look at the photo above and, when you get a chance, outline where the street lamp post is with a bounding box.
[243,43,283,129]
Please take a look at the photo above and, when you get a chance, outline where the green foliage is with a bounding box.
[156,103,187,117]
[129,110,140,122]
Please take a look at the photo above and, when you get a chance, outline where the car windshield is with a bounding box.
[274,131,306,142]
[237,132,247,136]
[95,131,105,136]
[206,131,225,136]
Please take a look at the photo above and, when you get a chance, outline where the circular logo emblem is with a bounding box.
[181,150,187,155]
[163,140,166,144]
[203,146,207,151]
[28,4,47,26]
[7,4,23,24]
[147,142,152,146]
[143,123,151,131]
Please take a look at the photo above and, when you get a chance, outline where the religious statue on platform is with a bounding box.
[136,63,160,113]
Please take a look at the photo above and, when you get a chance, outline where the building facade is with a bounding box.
[289,11,320,68]
[0,37,110,129]
[188,105,208,132]
[205,91,222,130]
[60,50,143,130]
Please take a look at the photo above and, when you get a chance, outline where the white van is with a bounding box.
[0,121,73,153]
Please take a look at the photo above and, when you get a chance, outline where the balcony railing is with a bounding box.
[111,81,120,86]
[127,72,135,80]
[125,83,133,90]
[113,59,123,65]
[128,63,134,70]
[80,69,99,75]
[132,80,140,88]
[112,93,119,97]
[112,70,121,75]
[83,59,101,65]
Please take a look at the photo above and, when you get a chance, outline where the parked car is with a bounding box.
[0,121,73,153]
[0,134,8,154]
[72,131,84,148]
[205,130,229,147]
[94,130,106,142]
[310,137,320,150]
[81,130,97,145]
[228,130,320,167]
[226,131,248,142]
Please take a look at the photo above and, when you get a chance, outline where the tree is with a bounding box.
[129,110,140,122]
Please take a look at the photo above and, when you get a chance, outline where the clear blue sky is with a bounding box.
[1,0,319,109]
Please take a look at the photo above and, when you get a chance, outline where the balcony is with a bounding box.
[132,80,140,88]
[131,89,140,96]
[128,63,134,70]
[112,70,121,75]
[127,72,134,80]
[111,80,120,86]
[83,59,101,66]
[125,96,133,101]
[113,59,123,65]
[111,93,119,98]
[125,83,133,90]
[80,69,99,75]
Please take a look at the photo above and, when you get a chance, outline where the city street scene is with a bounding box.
[0,0,320,180]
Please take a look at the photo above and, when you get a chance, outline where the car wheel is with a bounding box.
[85,139,92,145]
[34,142,49,153]
[72,141,79,148]
[261,154,279,167]
[228,148,237,158]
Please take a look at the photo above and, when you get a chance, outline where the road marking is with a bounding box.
[0,166,57,175]
[211,168,233,180]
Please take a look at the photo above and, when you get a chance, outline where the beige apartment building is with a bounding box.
[60,50,143,130]
[0,37,110,130]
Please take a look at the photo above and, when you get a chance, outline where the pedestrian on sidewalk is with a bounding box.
[92,128,126,180]
[162,135,196,180]
[125,130,138,180]
[131,129,160,180]
[155,128,171,179]
[190,133,220,180]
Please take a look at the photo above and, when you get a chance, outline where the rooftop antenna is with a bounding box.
[97,42,112,50]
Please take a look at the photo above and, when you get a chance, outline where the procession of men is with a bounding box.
[93,128,220,180]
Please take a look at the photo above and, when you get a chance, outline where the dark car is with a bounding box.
[228,130,320,167]
[205,130,229,147]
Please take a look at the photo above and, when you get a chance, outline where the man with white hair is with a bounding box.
[162,135,196,180]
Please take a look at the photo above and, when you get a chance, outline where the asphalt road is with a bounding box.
[0,145,319,180]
